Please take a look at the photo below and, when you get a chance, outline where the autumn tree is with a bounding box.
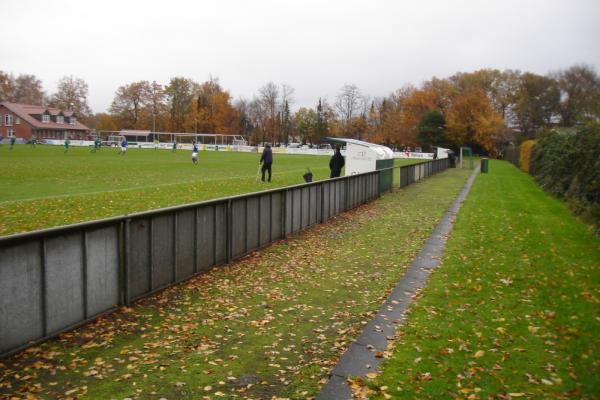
[372,96,399,145]
[554,64,600,126]
[348,117,368,140]
[186,77,237,134]
[279,85,294,144]
[49,75,92,120]
[280,100,292,144]
[513,73,560,138]
[166,77,197,132]
[397,88,437,146]
[315,98,329,143]
[110,81,152,129]
[145,81,168,132]
[0,73,45,104]
[365,100,379,143]
[335,84,365,136]
[233,98,253,137]
[0,71,16,102]
[422,77,456,111]
[248,96,267,145]
[294,107,317,144]
[446,88,504,154]
[450,69,520,124]
[258,82,279,144]
[89,113,119,132]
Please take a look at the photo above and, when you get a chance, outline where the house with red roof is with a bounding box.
[0,101,90,141]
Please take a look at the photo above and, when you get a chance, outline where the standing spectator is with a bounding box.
[30,136,37,148]
[329,146,345,178]
[10,136,16,150]
[172,141,177,152]
[64,137,70,153]
[0,135,3,147]
[192,141,199,165]
[260,144,273,182]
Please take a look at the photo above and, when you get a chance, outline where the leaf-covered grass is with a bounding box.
[370,160,600,399]
[0,145,419,236]
[0,167,471,399]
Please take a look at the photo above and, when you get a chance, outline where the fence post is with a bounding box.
[173,212,178,283]
[81,231,88,319]
[40,238,48,337]
[320,183,326,223]
[148,218,154,291]
[282,189,288,239]
[121,219,131,306]
[345,177,350,210]
[226,199,233,263]
[193,208,199,274]
[244,198,249,254]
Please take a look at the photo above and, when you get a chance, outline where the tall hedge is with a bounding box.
[519,140,536,173]
[530,124,600,229]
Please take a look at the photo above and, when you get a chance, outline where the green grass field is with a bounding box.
[369,160,600,399]
[0,165,471,400]
[0,145,417,236]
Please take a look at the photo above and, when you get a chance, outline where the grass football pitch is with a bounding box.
[0,145,415,236]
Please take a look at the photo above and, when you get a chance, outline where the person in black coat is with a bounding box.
[329,146,345,178]
[260,144,273,182]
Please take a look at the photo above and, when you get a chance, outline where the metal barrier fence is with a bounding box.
[0,159,448,357]
[399,158,449,188]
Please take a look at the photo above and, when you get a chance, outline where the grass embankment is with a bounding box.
[370,160,600,399]
[0,146,417,235]
[0,167,470,399]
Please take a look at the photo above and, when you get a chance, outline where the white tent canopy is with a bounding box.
[326,137,394,176]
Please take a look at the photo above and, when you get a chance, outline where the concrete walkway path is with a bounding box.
[317,167,479,399]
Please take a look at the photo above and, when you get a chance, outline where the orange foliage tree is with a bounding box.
[445,88,504,154]
[185,79,237,134]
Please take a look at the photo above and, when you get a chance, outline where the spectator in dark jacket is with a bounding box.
[329,146,345,178]
[260,144,273,182]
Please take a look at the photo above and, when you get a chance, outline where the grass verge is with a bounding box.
[368,160,600,399]
[0,167,470,399]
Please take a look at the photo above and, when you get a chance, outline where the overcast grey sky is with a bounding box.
[2,0,599,113]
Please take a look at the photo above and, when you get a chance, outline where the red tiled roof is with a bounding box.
[0,101,90,131]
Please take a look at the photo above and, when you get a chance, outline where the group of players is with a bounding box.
[2,136,346,184]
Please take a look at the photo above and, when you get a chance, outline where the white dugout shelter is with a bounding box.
[326,137,395,176]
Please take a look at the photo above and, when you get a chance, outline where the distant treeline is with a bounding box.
[1,64,599,154]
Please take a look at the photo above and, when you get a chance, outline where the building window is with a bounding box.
[15,117,21,124]
[7,128,16,137]
[4,114,13,126]
[70,117,77,125]
[42,114,50,123]
[57,116,64,124]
